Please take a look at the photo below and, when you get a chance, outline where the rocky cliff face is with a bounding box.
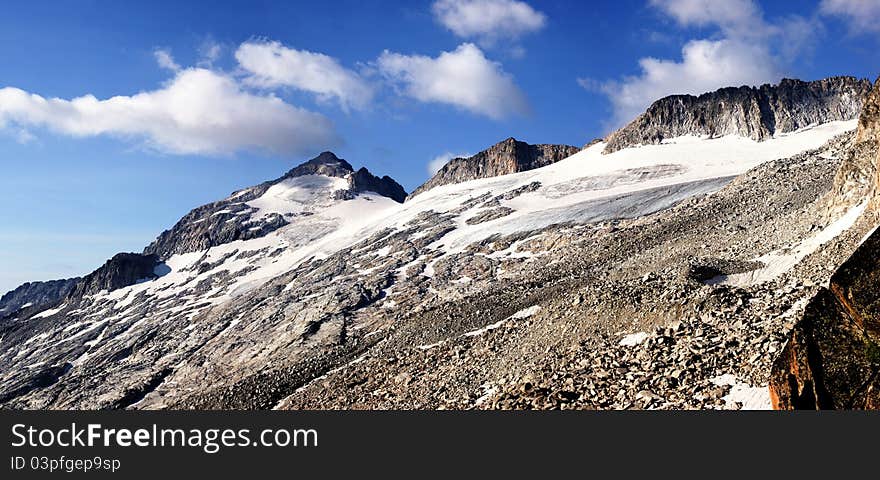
[605,77,872,153]
[0,278,79,317]
[143,188,287,259]
[65,253,161,300]
[409,138,580,198]
[144,152,406,258]
[828,76,880,212]
[769,227,880,409]
[350,168,407,203]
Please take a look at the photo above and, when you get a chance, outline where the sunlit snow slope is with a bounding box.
[108,120,859,310]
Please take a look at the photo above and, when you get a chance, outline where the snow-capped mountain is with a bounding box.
[2,76,879,410]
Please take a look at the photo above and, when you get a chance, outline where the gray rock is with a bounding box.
[65,253,160,300]
[604,77,872,153]
[409,138,580,199]
[0,278,79,318]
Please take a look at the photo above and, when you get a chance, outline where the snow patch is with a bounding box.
[619,332,649,347]
[713,200,867,286]
[711,374,772,410]
[32,305,65,319]
[462,305,541,337]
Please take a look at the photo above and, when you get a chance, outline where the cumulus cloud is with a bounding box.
[235,40,373,111]
[589,0,806,128]
[821,0,880,33]
[650,0,761,34]
[427,151,470,175]
[153,48,181,72]
[377,43,527,119]
[432,0,546,44]
[594,39,782,127]
[0,68,339,156]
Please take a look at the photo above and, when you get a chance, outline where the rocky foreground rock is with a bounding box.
[770,228,880,409]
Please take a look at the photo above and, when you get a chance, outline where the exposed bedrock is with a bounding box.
[605,77,872,154]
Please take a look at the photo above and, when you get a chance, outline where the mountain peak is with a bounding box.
[408,138,580,199]
[285,151,354,179]
[604,76,873,153]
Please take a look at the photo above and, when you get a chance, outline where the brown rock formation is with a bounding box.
[769,226,880,409]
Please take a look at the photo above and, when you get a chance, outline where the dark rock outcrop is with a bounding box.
[0,278,79,317]
[350,167,407,203]
[409,138,580,199]
[65,253,161,300]
[769,228,880,409]
[144,151,406,258]
[605,77,872,153]
[143,191,287,259]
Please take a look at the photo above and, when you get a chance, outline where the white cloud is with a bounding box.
[821,0,880,33]
[197,39,223,67]
[235,40,373,111]
[432,0,546,44]
[427,151,470,175]
[650,0,762,34]
[590,0,804,128]
[377,43,527,119]
[0,68,339,157]
[153,48,181,72]
[596,39,781,127]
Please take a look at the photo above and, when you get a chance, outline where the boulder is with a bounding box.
[770,228,880,409]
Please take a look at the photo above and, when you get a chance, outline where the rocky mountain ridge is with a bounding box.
[604,77,872,153]
[65,253,162,301]
[408,138,580,199]
[0,278,79,318]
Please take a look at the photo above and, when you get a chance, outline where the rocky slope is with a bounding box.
[0,278,79,318]
[408,138,580,198]
[2,75,879,411]
[604,77,872,153]
[769,228,880,409]
[828,76,880,214]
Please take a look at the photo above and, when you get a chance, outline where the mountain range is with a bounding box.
[2,75,879,410]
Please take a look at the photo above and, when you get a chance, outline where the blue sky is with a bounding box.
[1,0,879,294]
